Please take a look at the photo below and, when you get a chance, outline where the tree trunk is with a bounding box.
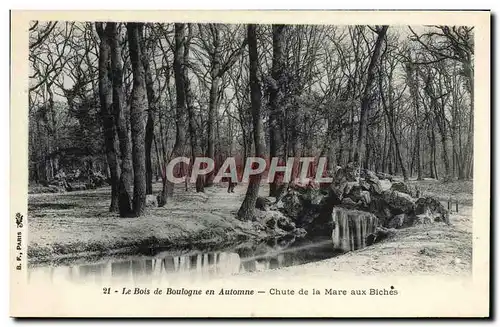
[431,126,439,179]
[184,24,204,192]
[141,30,156,196]
[153,134,162,182]
[387,139,394,175]
[109,22,134,217]
[381,115,388,173]
[127,22,148,217]
[408,63,422,180]
[321,119,336,172]
[157,67,170,206]
[238,24,265,221]
[96,22,120,212]
[354,26,388,168]
[378,70,408,181]
[437,124,451,180]
[364,130,371,170]
[464,64,474,179]
[205,75,220,186]
[348,109,354,162]
[163,23,188,202]
[428,88,450,180]
[336,122,344,167]
[269,24,286,197]
[204,26,221,187]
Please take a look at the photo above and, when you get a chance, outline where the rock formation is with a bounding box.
[254,164,450,252]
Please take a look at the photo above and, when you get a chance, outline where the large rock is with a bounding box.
[341,197,361,209]
[328,167,349,201]
[412,214,433,225]
[256,197,272,211]
[372,226,397,243]
[344,184,370,208]
[260,210,285,228]
[344,161,359,182]
[346,184,363,202]
[391,181,420,198]
[379,179,392,192]
[382,190,416,214]
[260,210,302,236]
[360,169,383,194]
[387,213,414,229]
[277,215,296,232]
[280,185,328,216]
[281,190,303,217]
[360,190,371,206]
[274,183,288,201]
[387,213,404,229]
[292,228,307,238]
[415,197,450,224]
[362,169,379,184]
[388,212,436,229]
[266,217,278,229]
[343,181,358,197]
[375,172,394,181]
[369,182,382,195]
[278,185,333,236]
[384,196,449,228]
[360,180,371,191]
[304,188,325,206]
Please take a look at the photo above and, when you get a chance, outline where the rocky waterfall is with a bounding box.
[253,163,450,254]
[331,208,378,252]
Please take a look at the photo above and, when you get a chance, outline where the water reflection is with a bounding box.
[28,238,335,285]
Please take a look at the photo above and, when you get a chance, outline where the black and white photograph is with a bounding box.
[10,10,490,318]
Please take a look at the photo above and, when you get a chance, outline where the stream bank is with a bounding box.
[28,184,279,265]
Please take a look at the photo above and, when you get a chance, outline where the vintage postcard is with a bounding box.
[10,10,490,317]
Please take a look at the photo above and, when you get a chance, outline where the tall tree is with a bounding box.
[405,60,423,180]
[353,25,388,170]
[109,22,134,217]
[95,22,120,212]
[141,25,158,195]
[195,24,248,186]
[127,22,148,216]
[159,23,188,205]
[184,24,205,192]
[379,42,409,181]
[238,24,265,221]
[268,24,287,197]
[422,65,451,181]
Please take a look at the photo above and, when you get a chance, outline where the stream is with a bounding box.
[28,236,341,285]
[28,207,383,285]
